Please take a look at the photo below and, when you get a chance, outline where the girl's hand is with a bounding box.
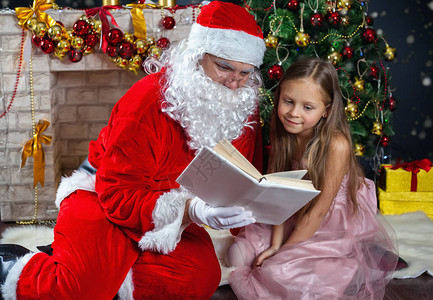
[254,247,279,267]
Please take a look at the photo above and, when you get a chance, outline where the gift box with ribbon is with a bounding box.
[379,159,433,192]
[378,187,433,220]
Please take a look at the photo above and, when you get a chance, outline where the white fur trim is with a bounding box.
[139,189,194,254]
[1,252,35,300]
[188,23,266,67]
[55,170,96,208]
[117,268,134,300]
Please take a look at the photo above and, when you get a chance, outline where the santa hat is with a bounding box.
[187,1,266,68]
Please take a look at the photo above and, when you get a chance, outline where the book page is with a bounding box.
[265,170,308,180]
[213,139,262,180]
[264,176,316,190]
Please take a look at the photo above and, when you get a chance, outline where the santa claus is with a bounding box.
[0,1,266,299]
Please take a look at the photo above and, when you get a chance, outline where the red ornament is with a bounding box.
[362,28,377,43]
[327,11,340,27]
[268,64,284,81]
[106,28,123,45]
[40,38,55,54]
[365,15,374,26]
[380,135,390,147]
[73,20,90,36]
[341,46,354,59]
[84,33,99,47]
[388,96,398,111]
[106,44,118,57]
[68,49,83,62]
[310,13,324,26]
[287,0,300,10]
[156,37,171,50]
[118,41,134,60]
[369,64,379,79]
[162,16,176,29]
[32,34,42,47]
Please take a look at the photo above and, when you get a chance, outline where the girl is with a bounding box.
[226,57,402,299]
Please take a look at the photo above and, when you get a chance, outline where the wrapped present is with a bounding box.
[378,187,433,220]
[379,159,433,192]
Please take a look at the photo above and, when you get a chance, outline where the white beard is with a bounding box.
[161,43,259,152]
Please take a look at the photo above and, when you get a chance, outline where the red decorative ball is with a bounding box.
[40,38,55,54]
[156,37,171,50]
[380,135,390,147]
[287,0,300,10]
[68,49,83,62]
[162,16,175,29]
[32,34,42,47]
[73,20,90,36]
[106,44,118,57]
[106,28,123,45]
[362,28,377,43]
[84,33,99,47]
[365,15,374,26]
[388,96,398,111]
[118,41,134,60]
[327,11,340,27]
[310,13,324,26]
[341,46,354,59]
[268,64,284,81]
[369,65,379,79]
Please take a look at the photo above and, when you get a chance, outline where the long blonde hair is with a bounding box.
[268,57,364,213]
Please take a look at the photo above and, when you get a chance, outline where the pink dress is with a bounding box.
[228,176,398,300]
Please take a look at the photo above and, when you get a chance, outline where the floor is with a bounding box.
[1,221,432,299]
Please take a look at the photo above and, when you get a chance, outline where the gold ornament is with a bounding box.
[26,17,39,31]
[103,0,120,5]
[371,121,383,135]
[354,143,365,156]
[341,16,350,26]
[337,0,352,10]
[135,39,149,55]
[295,31,310,47]
[123,32,135,44]
[55,48,67,59]
[148,45,162,59]
[146,36,156,46]
[327,51,342,65]
[128,55,143,74]
[116,57,129,68]
[71,36,84,50]
[264,35,278,48]
[66,29,74,39]
[345,102,359,118]
[384,45,396,61]
[91,19,102,34]
[56,39,71,53]
[83,45,94,55]
[35,21,48,36]
[354,77,364,91]
[48,24,63,41]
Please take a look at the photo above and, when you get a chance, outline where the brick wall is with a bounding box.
[0,8,193,221]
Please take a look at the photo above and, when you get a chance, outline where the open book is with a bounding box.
[176,139,320,225]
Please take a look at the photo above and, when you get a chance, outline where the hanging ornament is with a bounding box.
[135,39,149,55]
[287,0,300,11]
[56,39,71,54]
[341,45,354,59]
[387,96,398,111]
[327,49,342,65]
[354,143,365,156]
[106,44,118,57]
[268,64,284,81]
[340,15,350,26]
[35,22,48,37]
[362,28,376,43]
[91,19,102,34]
[162,16,176,29]
[384,44,396,61]
[26,17,39,31]
[32,34,42,47]
[310,12,324,27]
[264,35,279,48]
[68,49,83,62]
[84,33,99,47]
[156,37,171,50]
[365,15,374,26]
[337,0,352,10]
[371,120,383,135]
[369,64,379,79]
[354,77,365,91]
[71,36,85,50]
[146,36,156,46]
[295,31,310,47]
[129,55,143,73]
[345,102,359,118]
[83,45,95,55]
[116,57,129,68]
[327,11,341,27]
[118,41,134,60]
[40,38,55,54]
[48,25,63,41]
[148,45,163,59]
[380,135,390,147]
[73,20,90,36]
[106,28,124,45]
[123,32,135,44]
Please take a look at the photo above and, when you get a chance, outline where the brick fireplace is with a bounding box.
[0,8,193,221]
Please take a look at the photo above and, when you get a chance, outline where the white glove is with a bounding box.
[188,197,256,230]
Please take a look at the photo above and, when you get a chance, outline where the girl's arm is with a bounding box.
[255,223,285,266]
[284,134,351,245]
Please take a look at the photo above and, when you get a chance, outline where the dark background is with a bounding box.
[3,0,433,162]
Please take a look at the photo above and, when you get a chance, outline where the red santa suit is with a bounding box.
[4,69,261,300]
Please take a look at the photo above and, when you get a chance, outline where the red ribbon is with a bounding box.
[391,158,432,191]
[85,5,122,52]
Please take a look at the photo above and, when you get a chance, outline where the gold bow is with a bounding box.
[21,120,52,187]
[15,0,57,30]
[126,3,159,40]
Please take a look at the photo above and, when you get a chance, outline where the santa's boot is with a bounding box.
[0,244,31,285]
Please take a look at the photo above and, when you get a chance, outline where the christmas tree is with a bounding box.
[245,0,397,167]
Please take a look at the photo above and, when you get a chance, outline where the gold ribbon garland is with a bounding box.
[21,119,52,187]
[15,0,57,29]
[126,3,159,40]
